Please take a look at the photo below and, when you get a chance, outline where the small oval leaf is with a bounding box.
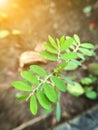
[37,90,51,110]
[61,52,78,60]
[30,95,38,115]
[12,81,32,91]
[86,91,97,100]
[56,102,61,122]
[51,76,66,92]
[80,43,94,49]
[77,52,85,60]
[60,38,74,51]
[40,51,57,61]
[30,65,47,77]
[21,71,38,85]
[79,48,93,56]
[44,43,58,54]
[16,93,29,101]
[48,35,57,48]
[44,83,58,103]
[73,34,80,44]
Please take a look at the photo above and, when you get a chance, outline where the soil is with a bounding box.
[0,0,98,130]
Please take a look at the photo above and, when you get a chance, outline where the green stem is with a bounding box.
[26,73,53,101]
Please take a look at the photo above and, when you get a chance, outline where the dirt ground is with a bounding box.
[0,0,98,130]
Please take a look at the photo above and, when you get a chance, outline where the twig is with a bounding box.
[12,114,50,130]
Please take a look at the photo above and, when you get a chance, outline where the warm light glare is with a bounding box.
[0,0,5,5]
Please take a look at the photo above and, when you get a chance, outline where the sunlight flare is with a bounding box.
[0,0,5,5]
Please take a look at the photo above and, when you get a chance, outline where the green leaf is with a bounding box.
[77,52,85,60]
[72,60,82,66]
[80,77,93,85]
[48,35,57,48]
[12,81,32,91]
[30,95,38,115]
[60,38,74,51]
[30,65,47,77]
[61,74,75,85]
[40,51,57,61]
[73,34,80,44]
[85,91,97,100]
[59,35,65,46]
[16,93,29,101]
[44,43,58,54]
[20,71,38,85]
[56,102,61,122]
[51,76,66,92]
[65,61,78,70]
[59,62,68,69]
[79,48,93,56]
[66,36,78,46]
[83,5,92,14]
[80,43,94,49]
[67,83,84,97]
[84,86,92,92]
[44,83,58,103]
[37,90,51,110]
[42,109,53,115]
[54,62,68,73]
[61,52,78,60]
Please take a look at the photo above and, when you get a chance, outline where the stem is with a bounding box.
[73,42,80,52]
[26,73,53,101]
[57,39,61,64]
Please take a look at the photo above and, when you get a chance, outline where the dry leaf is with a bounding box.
[19,51,47,71]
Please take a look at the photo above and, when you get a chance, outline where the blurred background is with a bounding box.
[0,0,98,130]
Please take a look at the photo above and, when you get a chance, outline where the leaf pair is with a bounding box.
[79,43,94,56]
[30,83,58,115]
[40,36,58,61]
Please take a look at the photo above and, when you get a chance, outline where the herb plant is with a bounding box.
[12,34,96,121]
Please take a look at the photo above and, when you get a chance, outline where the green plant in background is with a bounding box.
[80,75,97,99]
[12,34,96,121]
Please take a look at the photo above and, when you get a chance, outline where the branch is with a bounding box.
[12,114,50,130]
